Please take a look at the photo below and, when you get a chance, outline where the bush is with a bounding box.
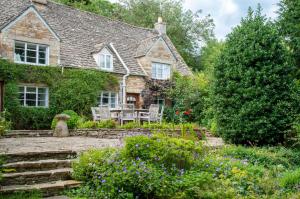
[280,168,300,189]
[212,8,297,145]
[72,136,300,198]
[0,112,11,136]
[51,110,81,129]
[0,59,118,129]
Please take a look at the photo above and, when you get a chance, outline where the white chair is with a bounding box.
[139,104,164,124]
[91,106,111,121]
[119,104,136,126]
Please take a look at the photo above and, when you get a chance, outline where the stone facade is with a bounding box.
[0,8,60,65]
[0,0,192,109]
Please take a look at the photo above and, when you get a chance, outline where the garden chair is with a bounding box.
[139,104,164,124]
[119,104,136,126]
[91,106,111,121]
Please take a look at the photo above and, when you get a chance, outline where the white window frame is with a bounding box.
[151,62,171,80]
[14,41,49,66]
[98,52,113,71]
[18,85,49,108]
[99,91,118,108]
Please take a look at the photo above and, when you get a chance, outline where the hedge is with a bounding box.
[0,59,118,129]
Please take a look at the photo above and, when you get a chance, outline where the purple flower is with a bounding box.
[136,171,140,175]
[101,179,106,183]
[136,157,140,161]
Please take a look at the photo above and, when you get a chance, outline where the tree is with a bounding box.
[212,7,297,145]
[118,0,215,71]
[278,0,300,69]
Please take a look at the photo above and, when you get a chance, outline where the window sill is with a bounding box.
[14,61,49,66]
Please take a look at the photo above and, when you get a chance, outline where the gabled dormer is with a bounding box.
[0,5,60,66]
[93,47,114,72]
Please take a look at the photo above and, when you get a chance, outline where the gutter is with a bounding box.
[109,43,130,105]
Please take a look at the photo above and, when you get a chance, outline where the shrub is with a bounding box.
[212,7,297,145]
[280,168,300,189]
[77,120,98,129]
[0,112,11,136]
[51,110,81,129]
[96,120,117,129]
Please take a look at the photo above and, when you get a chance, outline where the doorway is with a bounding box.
[126,93,140,108]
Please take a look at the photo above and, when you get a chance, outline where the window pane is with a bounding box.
[39,46,47,53]
[38,88,46,94]
[38,100,46,106]
[15,48,25,62]
[38,93,46,101]
[27,44,36,50]
[15,42,25,49]
[27,87,36,93]
[164,65,170,79]
[25,100,36,106]
[106,55,111,68]
[152,64,157,78]
[26,93,36,100]
[26,56,36,63]
[100,54,105,68]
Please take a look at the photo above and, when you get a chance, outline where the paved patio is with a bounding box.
[0,137,122,154]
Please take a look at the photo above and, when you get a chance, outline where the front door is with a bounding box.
[0,81,3,112]
[126,93,140,108]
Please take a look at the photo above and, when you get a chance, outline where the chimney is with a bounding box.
[154,17,166,35]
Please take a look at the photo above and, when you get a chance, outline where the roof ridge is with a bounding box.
[48,0,158,33]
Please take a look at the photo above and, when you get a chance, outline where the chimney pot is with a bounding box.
[155,17,166,35]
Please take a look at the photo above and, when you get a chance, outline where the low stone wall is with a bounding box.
[3,128,207,139]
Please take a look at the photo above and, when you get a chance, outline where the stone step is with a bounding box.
[2,150,78,163]
[1,168,73,186]
[3,130,53,138]
[0,180,81,197]
[3,159,74,172]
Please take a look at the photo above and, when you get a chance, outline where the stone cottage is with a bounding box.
[0,0,191,111]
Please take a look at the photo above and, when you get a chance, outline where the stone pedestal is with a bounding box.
[53,114,70,137]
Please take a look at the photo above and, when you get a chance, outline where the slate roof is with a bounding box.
[0,0,191,76]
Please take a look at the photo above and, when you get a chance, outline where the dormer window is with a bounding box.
[95,48,113,71]
[14,41,49,65]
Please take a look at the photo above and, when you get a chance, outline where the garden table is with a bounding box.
[110,108,148,122]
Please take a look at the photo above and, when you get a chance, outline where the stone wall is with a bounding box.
[4,128,205,140]
[0,9,60,65]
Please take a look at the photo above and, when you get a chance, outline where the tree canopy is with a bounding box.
[212,7,297,145]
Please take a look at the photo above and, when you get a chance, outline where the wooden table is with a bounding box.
[110,108,148,121]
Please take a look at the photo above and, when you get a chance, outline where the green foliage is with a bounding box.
[220,145,300,169]
[212,7,297,145]
[0,59,118,129]
[0,191,42,199]
[278,0,300,70]
[280,167,300,189]
[0,111,11,136]
[54,0,215,71]
[72,136,300,198]
[77,120,118,129]
[166,72,208,124]
[51,110,81,129]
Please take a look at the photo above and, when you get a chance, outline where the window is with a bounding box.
[98,52,113,71]
[99,91,118,108]
[14,41,49,65]
[154,98,165,106]
[18,85,49,107]
[152,62,171,80]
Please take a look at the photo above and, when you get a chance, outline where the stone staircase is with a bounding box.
[0,150,81,197]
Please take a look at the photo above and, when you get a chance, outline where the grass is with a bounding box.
[0,191,42,199]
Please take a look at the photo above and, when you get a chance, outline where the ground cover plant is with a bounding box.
[71,135,300,199]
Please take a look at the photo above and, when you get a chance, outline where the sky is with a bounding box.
[183,0,280,40]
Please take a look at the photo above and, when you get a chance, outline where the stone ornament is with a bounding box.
[53,114,70,137]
